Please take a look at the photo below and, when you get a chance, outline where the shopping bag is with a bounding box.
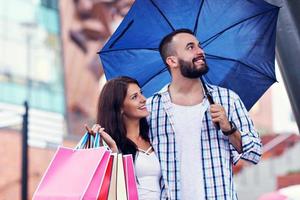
[107,154,139,200]
[107,153,118,200]
[77,132,138,200]
[33,132,112,200]
[98,154,114,200]
[85,149,112,200]
[123,155,139,200]
[90,131,138,200]
[117,154,128,200]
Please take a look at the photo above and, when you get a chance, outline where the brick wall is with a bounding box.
[0,129,76,200]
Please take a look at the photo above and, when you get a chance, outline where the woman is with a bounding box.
[85,76,161,200]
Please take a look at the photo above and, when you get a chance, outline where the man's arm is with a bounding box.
[227,131,242,153]
[229,95,262,165]
[210,92,262,164]
[210,104,242,153]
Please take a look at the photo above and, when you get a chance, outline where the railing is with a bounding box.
[235,137,300,200]
[262,134,292,153]
[0,102,66,148]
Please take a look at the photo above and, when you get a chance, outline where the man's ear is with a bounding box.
[166,56,177,69]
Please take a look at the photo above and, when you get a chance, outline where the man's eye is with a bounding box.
[187,46,193,50]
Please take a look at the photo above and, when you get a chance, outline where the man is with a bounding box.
[146,29,262,200]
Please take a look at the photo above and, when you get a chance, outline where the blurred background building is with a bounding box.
[250,64,298,135]
[0,0,299,199]
[0,1,66,199]
[0,0,65,147]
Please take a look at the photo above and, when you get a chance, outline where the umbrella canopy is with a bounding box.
[99,0,279,110]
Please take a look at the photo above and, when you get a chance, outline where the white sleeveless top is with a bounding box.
[135,147,161,200]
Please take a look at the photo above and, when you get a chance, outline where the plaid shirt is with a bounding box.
[146,84,262,200]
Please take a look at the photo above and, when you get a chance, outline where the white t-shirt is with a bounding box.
[135,147,161,200]
[172,100,209,200]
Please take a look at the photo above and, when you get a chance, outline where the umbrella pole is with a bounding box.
[200,76,214,105]
[200,76,220,130]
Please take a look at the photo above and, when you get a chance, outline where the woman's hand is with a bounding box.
[85,124,118,153]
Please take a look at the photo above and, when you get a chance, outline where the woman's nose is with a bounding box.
[140,94,146,102]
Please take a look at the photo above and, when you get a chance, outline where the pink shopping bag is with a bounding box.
[33,146,112,200]
[123,155,139,200]
[98,155,114,200]
[106,154,138,200]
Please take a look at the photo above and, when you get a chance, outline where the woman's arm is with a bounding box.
[85,124,119,153]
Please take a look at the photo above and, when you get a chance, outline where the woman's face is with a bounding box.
[122,83,149,120]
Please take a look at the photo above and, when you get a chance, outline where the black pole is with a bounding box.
[266,0,300,133]
[21,21,35,200]
[275,0,300,133]
[21,101,29,200]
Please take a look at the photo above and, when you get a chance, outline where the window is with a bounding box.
[41,0,58,10]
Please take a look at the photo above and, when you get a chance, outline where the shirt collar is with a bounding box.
[155,81,215,97]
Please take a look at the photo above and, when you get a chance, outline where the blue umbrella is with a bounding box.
[99,0,279,110]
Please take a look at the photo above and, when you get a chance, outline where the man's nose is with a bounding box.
[196,46,205,55]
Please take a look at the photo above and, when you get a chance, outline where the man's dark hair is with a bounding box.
[159,29,194,68]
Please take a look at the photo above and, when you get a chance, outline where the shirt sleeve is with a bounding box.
[229,93,262,165]
[146,97,154,123]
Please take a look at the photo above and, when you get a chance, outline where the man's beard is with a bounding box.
[179,58,209,78]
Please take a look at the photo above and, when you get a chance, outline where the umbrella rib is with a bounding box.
[202,7,279,47]
[149,0,175,31]
[193,0,205,34]
[143,67,168,87]
[206,54,276,82]
[99,48,158,54]
[109,20,134,49]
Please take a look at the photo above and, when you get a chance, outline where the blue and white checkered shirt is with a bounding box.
[146,83,262,200]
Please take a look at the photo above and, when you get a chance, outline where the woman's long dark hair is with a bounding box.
[97,76,149,159]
